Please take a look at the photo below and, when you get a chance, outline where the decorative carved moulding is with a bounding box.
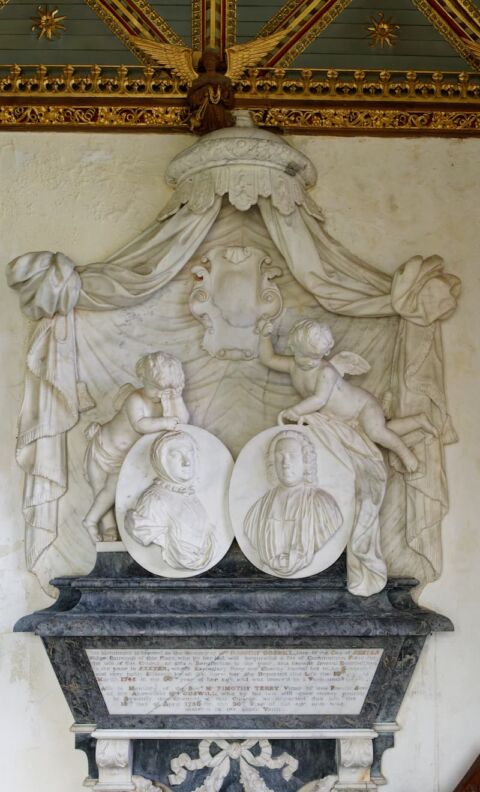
[2,64,480,102]
[252,107,480,133]
[0,105,190,129]
[1,65,480,133]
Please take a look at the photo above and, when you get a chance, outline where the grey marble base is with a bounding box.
[15,544,452,789]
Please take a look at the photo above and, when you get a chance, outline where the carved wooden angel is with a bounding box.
[132,32,285,134]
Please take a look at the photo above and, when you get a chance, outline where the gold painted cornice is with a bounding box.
[1,65,480,134]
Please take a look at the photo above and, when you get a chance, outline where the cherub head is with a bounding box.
[151,430,198,487]
[267,430,317,488]
[287,319,334,370]
[136,351,185,403]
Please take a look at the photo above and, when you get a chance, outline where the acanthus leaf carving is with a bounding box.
[339,738,374,769]
[96,739,131,769]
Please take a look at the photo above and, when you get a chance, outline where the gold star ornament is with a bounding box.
[367,12,400,49]
[31,5,66,40]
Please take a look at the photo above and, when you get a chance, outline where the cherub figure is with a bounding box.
[258,319,437,473]
[83,351,189,543]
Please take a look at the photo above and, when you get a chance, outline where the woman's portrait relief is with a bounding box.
[125,431,215,571]
[116,425,234,578]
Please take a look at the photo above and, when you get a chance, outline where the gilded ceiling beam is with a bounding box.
[258,0,353,68]
[1,65,479,103]
[84,0,185,63]
[412,0,480,68]
[191,0,237,54]
[1,66,480,133]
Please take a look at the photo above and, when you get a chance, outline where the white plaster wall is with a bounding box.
[0,132,478,792]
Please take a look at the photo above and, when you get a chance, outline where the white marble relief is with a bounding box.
[163,114,319,217]
[189,245,283,360]
[83,351,189,544]
[244,431,343,576]
[125,432,214,571]
[116,425,233,578]
[255,318,440,595]
[7,118,460,591]
[95,738,134,792]
[231,425,355,579]
[169,739,298,792]
[334,737,376,790]
[258,318,437,474]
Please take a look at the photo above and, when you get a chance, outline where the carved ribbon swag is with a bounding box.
[168,739,298,792]
[7,124,460,588]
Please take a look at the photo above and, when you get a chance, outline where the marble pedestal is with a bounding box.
[15,543,452,791]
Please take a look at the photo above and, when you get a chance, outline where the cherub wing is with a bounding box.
[130,37,197,82]
[225,30,287,81]
[113,382,136,411]
[329,351,371,377]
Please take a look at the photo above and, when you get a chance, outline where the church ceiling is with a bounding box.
[0,0,480,133]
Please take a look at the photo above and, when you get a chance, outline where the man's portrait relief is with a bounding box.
[244,431,343,577]
[230,425,355,579]
[116,425,234,578]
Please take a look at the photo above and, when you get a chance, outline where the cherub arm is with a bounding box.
[257,320,291,374]
[284,365,338,419]
[126,392,179,434]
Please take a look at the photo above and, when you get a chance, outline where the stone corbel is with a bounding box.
[371,722,400,786]
[71,723,97,787]
[94,738,134,792]
[334,736,376,791]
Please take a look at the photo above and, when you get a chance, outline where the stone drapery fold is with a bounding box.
[7,250,81,319]
[306,413,388,597]
[257,199,460,580]
[8,200,222,571]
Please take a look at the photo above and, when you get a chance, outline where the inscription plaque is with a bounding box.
[87,648,383,716]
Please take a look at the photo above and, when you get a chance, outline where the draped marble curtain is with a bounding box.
[7,127,460,593]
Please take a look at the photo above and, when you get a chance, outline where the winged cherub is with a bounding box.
[132,31,285,135]
[258,318,438,473]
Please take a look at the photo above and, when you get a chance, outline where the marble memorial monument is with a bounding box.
[11,112,459,791]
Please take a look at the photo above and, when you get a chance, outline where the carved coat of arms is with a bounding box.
[189,245,283,360]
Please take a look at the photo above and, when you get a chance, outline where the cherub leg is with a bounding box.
[84,454,105,495]
[84,455,108,541]
[83,474,118,543]
[83,457,106,542]
[387,413,438,438]
[360,401,419,473]
[100,508,120,542]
